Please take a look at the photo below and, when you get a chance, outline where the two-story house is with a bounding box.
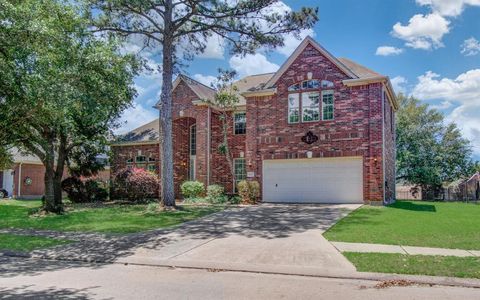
[111,37,397,204]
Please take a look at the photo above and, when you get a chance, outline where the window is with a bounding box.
[322,90,334,120]
[302,92,320,122]
[288,80,319,91]
[148,157,156,162]
[126,158,134,164]
[189,124,196,156]
[189,157,196,180]
[147,165,157,173]
[135,156,146,163]
[321,80,334,88]
[288,93,300,123]
[234,112,246,135]
[234,158,246,190]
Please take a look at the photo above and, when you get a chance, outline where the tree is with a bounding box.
[396,94,475,198]
[206,69,239,188]
[87,0,319,208]
[0,0,140,213]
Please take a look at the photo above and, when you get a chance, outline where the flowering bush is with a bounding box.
[180,181,205,199]
[112,167,159,202]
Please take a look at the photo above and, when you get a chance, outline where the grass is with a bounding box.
[324,200,480,250]
[0,233,71,252]
[344,252,480,279]
[0,199,224,234]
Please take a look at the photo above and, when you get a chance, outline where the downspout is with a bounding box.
[18,163,22,198]
[207,106,211,186]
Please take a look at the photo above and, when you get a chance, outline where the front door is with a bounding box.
[2,169,14,197]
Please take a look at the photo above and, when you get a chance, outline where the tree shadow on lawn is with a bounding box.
[21,204,355,267]
[388,201,436,212]
[0,284,102,300]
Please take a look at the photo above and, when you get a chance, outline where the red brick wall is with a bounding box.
[210,111,247,193]
[12,163,45,198]
[245,44,386,202]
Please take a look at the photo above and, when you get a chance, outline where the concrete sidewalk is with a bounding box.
[332,241,480,257]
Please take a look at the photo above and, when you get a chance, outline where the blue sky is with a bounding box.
[118,0,480,160]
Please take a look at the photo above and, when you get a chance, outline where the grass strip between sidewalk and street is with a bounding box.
[0,233,72,252]
[344,252,480,279]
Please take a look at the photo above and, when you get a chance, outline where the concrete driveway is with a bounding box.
[117,204,361,276]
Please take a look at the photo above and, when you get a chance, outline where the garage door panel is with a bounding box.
[263,157,363,204]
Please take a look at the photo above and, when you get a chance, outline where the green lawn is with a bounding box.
[324,201,480,250]
[0,200,224,234]
[0,233,71,252]
[344,252,480,279]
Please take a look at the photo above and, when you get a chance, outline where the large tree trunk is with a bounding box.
[43,136,66,214]
[159,0,175,207]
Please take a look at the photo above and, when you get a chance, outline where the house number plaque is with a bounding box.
[301,131,318,145]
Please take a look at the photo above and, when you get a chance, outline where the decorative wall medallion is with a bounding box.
[301,131,318,145]
[24,177,32,186]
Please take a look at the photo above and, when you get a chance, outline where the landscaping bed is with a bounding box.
[344,252,480,279]
[324,201,480,250]
[0,199,224,234]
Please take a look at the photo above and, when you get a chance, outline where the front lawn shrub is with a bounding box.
[237,180,261,204]
[181,181,205,199]
[112,168,159,202]
[248,181,260,203]
[62,177,108,203]
[206,184,227,203]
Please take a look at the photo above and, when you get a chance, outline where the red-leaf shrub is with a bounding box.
[112,167,159,202]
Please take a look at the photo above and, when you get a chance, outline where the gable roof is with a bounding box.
[233,73,275,105]
[114,118,159,144]
[337,57,381,78]
[155,75,216,108]
[264,36,358,89]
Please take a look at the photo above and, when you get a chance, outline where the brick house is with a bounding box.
[111,37,397,204]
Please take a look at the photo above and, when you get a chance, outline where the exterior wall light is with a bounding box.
[306,151,313,158]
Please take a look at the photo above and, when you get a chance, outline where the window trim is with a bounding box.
[233,111,247,135]
[189,124,196,156]
[135,155,147,163]
[321,90,335,121]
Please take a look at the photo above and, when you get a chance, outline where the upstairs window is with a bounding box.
[302,92,320,122]
[234,112,246,135]
[288,79,320,91]
[321,80,334,88]
[288,94,300,123]
[135,155,146,163]
[322,90,334,120]
[126,158,134,164]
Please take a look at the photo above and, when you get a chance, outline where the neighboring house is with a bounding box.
[1,149,44,199]
[0,149,110,199]
[111,37,398,204]
[444,172,480,201]
[396,184,422,200]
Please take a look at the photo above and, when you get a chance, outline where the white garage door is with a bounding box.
[262,157,363,204]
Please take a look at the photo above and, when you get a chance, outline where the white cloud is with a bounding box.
[430,100,453,110]
[416,0,480,17]
[197,35,225,59]
[376,46,404,56]
[229,53,279,77]
[390,76,408,94]
[193,74,217,87]
[461,37,480,56]
[277,29,315,57]
[116,102,157,134]
[412,69,480,156]
[392,13,450,50]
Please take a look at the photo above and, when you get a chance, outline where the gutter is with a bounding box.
[18,163,22,198]
[207,106,211,186]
